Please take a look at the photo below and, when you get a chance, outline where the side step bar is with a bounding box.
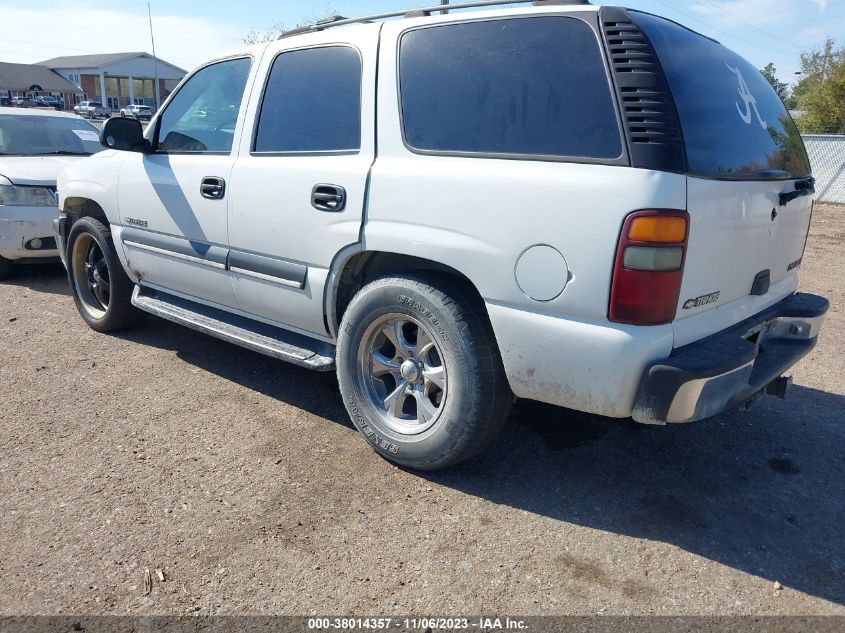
[131,286,336,371]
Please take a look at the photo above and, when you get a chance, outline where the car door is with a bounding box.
[227,26,377,337]
[117,55,255,309]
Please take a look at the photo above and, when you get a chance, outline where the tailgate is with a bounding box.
[630,11,815,344]
[677,177,812,327]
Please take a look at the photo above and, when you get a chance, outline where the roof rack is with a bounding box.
[279,0,591,38]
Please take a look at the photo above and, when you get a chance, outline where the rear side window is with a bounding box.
[399,17,622,161]
[634,12,811,180]
[254,46,362,153]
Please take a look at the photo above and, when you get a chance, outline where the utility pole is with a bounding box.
[441,0,449,14]
[147,1,161,112]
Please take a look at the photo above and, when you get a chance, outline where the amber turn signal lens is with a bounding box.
[628,216,687,243]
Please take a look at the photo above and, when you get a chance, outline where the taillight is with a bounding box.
[609,210,689,326]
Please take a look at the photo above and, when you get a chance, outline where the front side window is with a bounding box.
[399,17,623,160]
[254,46,362,153]
[157,57,252,154]
[0,114,101,156]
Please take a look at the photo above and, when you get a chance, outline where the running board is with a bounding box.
[131,286,336,371]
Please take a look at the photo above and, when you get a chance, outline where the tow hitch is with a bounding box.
[765,375,793,399]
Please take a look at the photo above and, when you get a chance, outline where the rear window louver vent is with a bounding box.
[600,7,686,173]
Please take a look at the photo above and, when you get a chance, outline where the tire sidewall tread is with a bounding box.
[337,273,511,470]
[66,217,140,333]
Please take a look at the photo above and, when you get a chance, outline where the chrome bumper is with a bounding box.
[633,293,829,424]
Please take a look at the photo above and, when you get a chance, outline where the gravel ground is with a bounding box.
[0,205,843,616]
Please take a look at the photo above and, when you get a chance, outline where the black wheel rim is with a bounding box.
[71,233,111,319]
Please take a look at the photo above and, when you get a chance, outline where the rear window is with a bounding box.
[399,17,623,161]
[634,12,810,180]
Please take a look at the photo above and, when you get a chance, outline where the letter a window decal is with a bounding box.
[725,62,767,130]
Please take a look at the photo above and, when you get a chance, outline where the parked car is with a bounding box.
[11,96,37,108]
[35,96,63,110]
[0,107,101,279]
[119,104,153,121]
[0,97,11,107]
[73,101,110,119]
[55,0,828,470]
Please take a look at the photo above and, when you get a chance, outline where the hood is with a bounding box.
[0,155,90,187]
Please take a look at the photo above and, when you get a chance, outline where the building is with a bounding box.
[36,52,186,111]
[0,62,82,105]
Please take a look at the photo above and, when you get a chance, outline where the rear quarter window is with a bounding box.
[398,16,623,161]
[633,12,811,180]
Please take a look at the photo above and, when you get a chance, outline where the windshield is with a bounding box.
[634,12,811,180]
[0,114,101,156]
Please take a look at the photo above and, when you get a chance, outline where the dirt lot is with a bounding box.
[0,205,843,616]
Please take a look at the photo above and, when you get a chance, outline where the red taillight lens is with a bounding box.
[609,210,689,326]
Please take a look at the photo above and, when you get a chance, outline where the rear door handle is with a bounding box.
[201,176,226,200]
[779,177,815,207]
[311,184,346,212]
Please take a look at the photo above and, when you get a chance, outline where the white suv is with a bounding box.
[54,0,828,470]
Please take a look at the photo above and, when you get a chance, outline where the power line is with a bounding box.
[648,0,811,57]
[694,0,807,51]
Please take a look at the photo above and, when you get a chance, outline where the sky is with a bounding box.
[0,0,842,82]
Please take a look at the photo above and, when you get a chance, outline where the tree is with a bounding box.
[792,38,845,134]
[761,63,788,101]
[242,5,336,44]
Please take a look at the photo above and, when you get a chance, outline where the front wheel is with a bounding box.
[67,217,140,332]
[336,274,512,470]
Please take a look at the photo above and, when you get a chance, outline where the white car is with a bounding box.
[0,107,101,279]
[120,104,153,121]
[55,0,828,470]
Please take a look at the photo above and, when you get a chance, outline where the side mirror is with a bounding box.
[100,117,152,153]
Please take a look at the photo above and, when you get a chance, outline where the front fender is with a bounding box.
[58,150,124,225]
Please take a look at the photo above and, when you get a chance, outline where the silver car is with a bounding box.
[73,101,110,119]
[0,107,101,279]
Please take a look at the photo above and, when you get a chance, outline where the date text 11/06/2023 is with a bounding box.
[307,617,529,630]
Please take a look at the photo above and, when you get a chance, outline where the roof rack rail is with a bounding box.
[279,0,591,38]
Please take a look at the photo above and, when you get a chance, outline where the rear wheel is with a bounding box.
[67,217,140,332]
[336,274,512,470]
[0,256,13,280]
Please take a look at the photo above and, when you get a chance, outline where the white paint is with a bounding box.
[726,63,767,130]
[54,3,821,422]
[514,245,569,302]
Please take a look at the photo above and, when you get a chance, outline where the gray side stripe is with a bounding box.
[228,250,307,289]
[121,227,307,289]
[122,227,229,266]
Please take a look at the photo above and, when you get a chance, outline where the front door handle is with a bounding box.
[201,176,226,200]
[311,184,346,212]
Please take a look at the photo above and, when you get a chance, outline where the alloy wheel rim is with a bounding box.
[357,313,448,436]
[71,234,111,319]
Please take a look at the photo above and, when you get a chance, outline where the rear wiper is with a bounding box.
[32,150,92,156]
[779,177,816,207]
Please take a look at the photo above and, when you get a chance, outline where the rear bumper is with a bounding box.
[633,292,829,424]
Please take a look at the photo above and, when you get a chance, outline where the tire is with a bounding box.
[66,217,140,332]
[0,256,13,280]
[336,274,512,470]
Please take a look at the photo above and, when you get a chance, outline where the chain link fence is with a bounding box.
[802,135,845,204]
